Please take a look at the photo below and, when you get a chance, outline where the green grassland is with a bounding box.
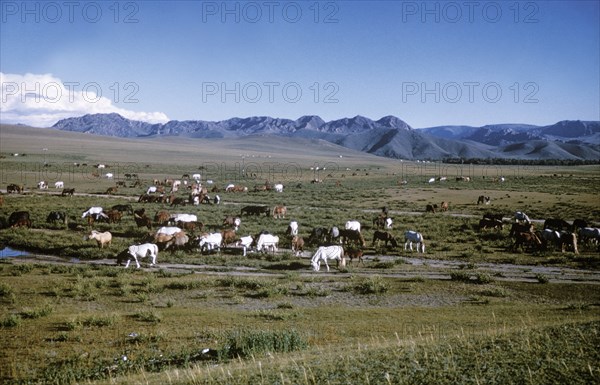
[0,125,599,384]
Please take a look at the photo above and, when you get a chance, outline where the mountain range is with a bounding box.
[50,113,600,161]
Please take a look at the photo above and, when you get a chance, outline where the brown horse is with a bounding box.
[372,230,398,248]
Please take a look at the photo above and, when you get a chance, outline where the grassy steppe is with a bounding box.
[0,125,599,384]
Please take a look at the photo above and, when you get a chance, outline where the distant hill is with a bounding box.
[50,113,600,161]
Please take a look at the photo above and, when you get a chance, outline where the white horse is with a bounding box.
[404,231,425,253]
[85,230,112,248]
[274,183,284,192]
[54,181,64,189]
[199,233,222,253]
[82,206,103,218]
[311,245,345,272]
[384,217,393,229]
[146,186,158,194]
[236,235,253,256]
[155,227,183,239]
[256,233,279,253]
[124,243,158,268]
[287,221,299,236]
[170,213,197,223]
[345,220,361,232]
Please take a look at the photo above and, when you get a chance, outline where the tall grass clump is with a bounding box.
[20,303,54,319]
[221,328,308,359]
[352,275,390,294]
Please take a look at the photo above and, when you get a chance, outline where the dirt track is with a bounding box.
[4,249,600,285]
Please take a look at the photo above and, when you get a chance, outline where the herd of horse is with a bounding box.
[2,178,599,272]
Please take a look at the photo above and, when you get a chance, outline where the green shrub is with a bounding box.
[1,314,21,328]
[0,282,13,297]
[535,273,550,284]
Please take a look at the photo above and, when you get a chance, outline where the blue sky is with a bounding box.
[1,0,598,128]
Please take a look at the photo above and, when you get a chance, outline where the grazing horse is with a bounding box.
[346,248,365,265]
[512,232,541,252]
[440,201,449,212]
[134,214,153,229]
[223,216,241,230]
[339,229,366,247]
[155,226,183,237]
[236,235,254,256]
[221,229,237,247]
[541,229,562,250]
[7,184,24,194]
[425,204,437,213]
[404,231,425,253]
[106,209,123,224]
[372,230,398,248]
[477,195,491,205]
[478,218,503,231]
[82,207,104,218]
[154,210,171,225]
[311,245,346,272]
[61,188,75,196]
[111,204,134,215]
[198,233,222,253]
[291,236,305,256]
[9,211,31,228]
[373,216,393,229]
[123,243,158,268]
[170,213,197,224]
[256,233,279,253]
[558,231,579,254]
[241,205,270,216]
[46,211,67,225]
[287,221,299,236]
[164,232,191,252]
[273,205,287,219]
[578,227,600,248]
[85,231,112,248]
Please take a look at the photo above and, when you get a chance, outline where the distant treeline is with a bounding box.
[438,158,600,166]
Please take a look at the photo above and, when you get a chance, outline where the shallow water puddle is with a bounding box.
[0,246,31,258]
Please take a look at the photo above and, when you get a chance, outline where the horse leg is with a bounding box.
[124,259,131,268]
[324,259,330,272]
[135,256,141,269]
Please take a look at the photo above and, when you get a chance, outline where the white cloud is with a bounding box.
[0,72,169,127]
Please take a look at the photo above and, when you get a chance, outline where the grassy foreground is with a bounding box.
[114,321,599,385]
[1,263,599,384]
